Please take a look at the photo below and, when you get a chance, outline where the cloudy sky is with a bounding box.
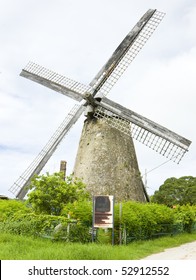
[0,0,195,198]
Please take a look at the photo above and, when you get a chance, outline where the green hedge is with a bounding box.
[0,200,92,243]
[0,199,31,222]
[0,212,67,236]
[0,200,195,243]
[115,202,175,242]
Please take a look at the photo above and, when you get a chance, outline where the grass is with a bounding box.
[0,232,196,259]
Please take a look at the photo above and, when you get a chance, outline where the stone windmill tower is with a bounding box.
[9,9,191,201]
[73,117,145,202]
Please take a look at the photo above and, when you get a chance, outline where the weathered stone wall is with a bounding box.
[73,118,146,202]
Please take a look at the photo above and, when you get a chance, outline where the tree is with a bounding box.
[26,172,90,215]
[151,176,196,206]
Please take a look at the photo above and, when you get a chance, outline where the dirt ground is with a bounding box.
[142,241,196,260]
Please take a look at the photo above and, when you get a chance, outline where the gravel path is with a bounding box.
[142,241,196,260]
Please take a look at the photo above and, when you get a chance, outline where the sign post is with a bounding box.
[92,195,114,245]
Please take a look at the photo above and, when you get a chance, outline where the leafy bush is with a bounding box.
[60,200,93,242]
[65,223,92,243]
[0,212,68,237]
[26,173,90,215]
[116,202,175,242]
[173,204,196,233]
[1,199,195,243]
[61,200,92,226]
[0,199,31,222]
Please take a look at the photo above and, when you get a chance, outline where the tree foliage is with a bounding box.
[26,172,90,215]
[173,204,196,233]
[151,176,196,206]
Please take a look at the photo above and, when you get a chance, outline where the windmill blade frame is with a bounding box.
[20,62,89,102]
[90,9,165,98]
[9,104,85,199]
[94,97,191,163]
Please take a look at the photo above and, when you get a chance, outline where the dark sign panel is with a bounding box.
[93,195,114,228]
[95,196,111,212]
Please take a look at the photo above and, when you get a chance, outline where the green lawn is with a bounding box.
[0,232,196,260]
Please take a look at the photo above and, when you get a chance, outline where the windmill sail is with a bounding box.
[20,62,88,102]
[90,9,165,97]
[9,104,84,199]
[94,97,191,163]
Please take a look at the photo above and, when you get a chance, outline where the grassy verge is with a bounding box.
[0,232,196,260]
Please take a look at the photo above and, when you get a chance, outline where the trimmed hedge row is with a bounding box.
[0,200,195,243]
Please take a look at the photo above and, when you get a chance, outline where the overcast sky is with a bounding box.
[0,0,195,198]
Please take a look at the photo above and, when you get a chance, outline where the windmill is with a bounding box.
[9,9,191,201]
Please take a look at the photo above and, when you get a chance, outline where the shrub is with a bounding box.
[1,199,195,243]
[0,199,31,222]
[26,173,90,215]
[118,202,175,241]
[0,212,68,237]
[61,200,92,226]
[173,204,196,233]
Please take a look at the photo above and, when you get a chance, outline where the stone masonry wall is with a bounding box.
[73,118,146,202]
